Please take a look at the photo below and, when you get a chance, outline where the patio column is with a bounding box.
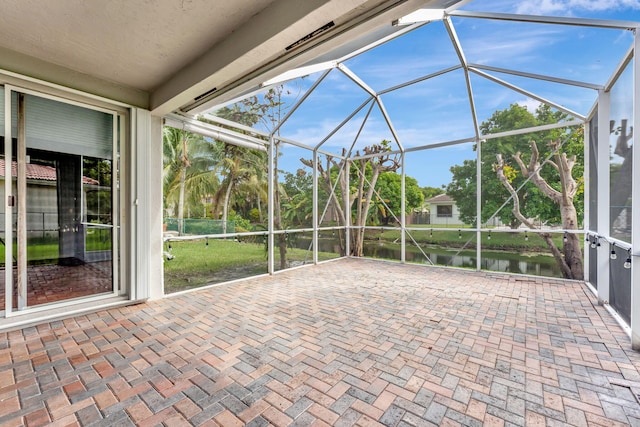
[138,110,164,300]
[476,138,482,272]
[631,31,640,350]
[401,151,406,263]
[312,149,318,265]
[345,158,351,257]
[596,89,611,306]
[268,136,275,274]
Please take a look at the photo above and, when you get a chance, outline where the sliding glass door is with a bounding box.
[1,86,119,313]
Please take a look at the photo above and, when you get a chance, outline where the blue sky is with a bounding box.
[218,0,640,189]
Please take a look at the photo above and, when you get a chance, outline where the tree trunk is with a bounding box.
[178,167,186,235]
[352,166,381,257]
[301,156,348,256]
[273,144,287,269]
[560,202,583,280]
[222,178,233,235]
[351,159,368,257]
[496,143,583,280]
[303,143,399,258]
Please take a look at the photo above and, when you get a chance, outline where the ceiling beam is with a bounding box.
[150,0,375,116]
[152,0,436,116]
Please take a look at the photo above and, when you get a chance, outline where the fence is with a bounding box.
[164,218,236,235]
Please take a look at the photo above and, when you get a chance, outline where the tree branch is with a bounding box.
[521,141,562,203]
[512,152,529,178]
[495,153,573,278]
[545,159,559,172]
[496,154,536,229]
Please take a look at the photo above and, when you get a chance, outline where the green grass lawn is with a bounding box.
[0,232,113,267]
[163,238,340,293]
[369,228,581,251]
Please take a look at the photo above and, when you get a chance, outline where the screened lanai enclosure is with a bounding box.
[162,2,639,346]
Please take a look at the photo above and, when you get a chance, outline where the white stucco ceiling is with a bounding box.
[0,0,278,91]
[0,0,463,114]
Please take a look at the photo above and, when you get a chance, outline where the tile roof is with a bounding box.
[426,193,454,203]
[0,159,100,185]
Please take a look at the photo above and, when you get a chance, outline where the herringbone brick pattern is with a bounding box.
[2,258,640,426]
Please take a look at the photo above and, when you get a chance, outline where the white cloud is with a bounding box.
[515,0,640,15]
[459,25,562,66]
[516,98,542,112]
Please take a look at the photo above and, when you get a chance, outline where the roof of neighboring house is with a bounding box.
[426,193,454,204]
[0,159,100,185]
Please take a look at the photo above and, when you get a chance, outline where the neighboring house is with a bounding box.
[0,159,100,238]
[426,193,464,226]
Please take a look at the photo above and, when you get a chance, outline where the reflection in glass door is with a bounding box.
[2,87,118,313]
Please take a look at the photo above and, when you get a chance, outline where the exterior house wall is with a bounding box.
[0,179,100,238]
[0,181,58,237]
[429,202,464,226]
[0,69,159,329]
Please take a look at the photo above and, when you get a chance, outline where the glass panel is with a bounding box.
[588,111,598,232]
[461,0,640,20]
[472,75,578,138]
[480,231,563,278]
[365,170,406,227]
[163,236,268,294]
[407,143,476,228]
[208,71,326,133]
[609,64,633,242]
[454,17,633,87]
[480,124,584,231]
[379,68,476,148]
[273,230,316,272]
[3,91,117,308]
[315,99,375,156]
[404,229,477,269]
[276,142,314,230]
[24,152,112,306]
[609,245,631,325]
[164,218,233,235]
[316,152,348,230]
[316,228,345,259]
[588,242,598,289]
[475,70,596,119]
[342,21,460,92]
[348,151,403,255]
[83,157,113,264]
[162,125,267,238]
[348,104,400,155]
[277,69,371,154]
[362,227,402,262]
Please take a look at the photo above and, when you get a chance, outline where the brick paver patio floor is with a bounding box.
[2,258,640,426]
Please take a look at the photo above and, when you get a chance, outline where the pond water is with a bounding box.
[294,238,563,278]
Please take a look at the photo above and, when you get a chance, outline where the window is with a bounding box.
[437,205,452,217]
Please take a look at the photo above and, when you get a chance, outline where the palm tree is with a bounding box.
[212,145,268,233]
[233,165,268,224]
[163,127,220,234]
